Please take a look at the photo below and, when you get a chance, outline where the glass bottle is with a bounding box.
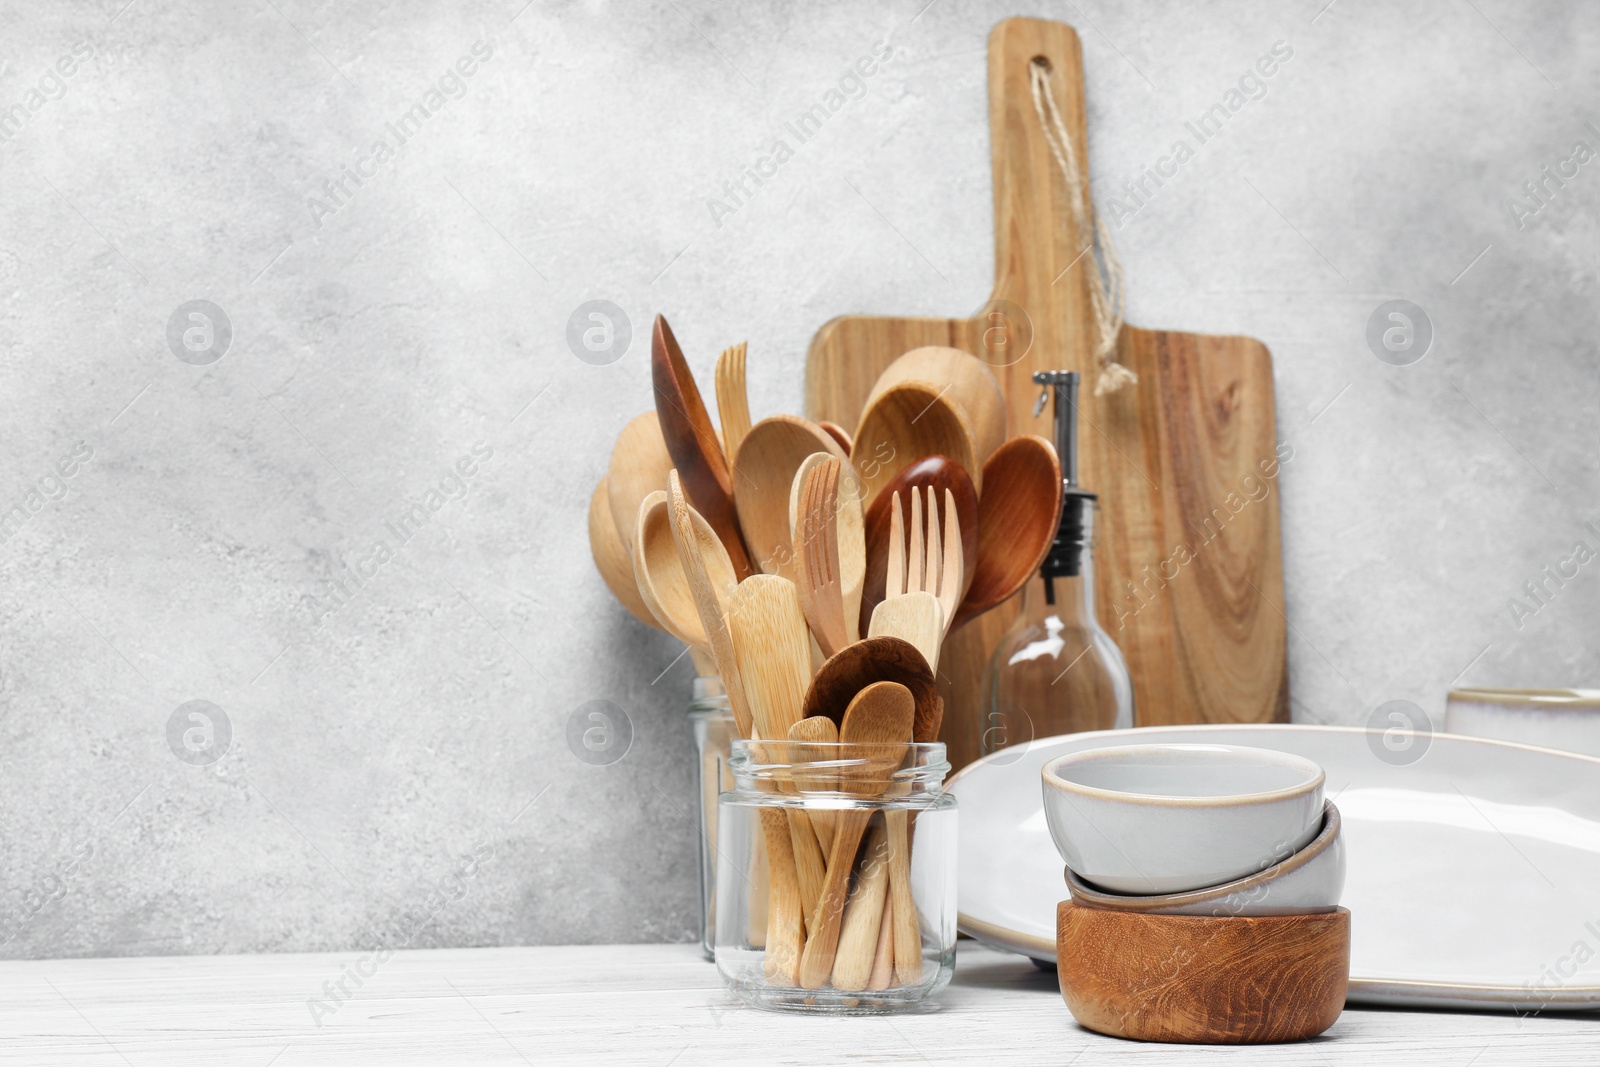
[982,371,1133,755]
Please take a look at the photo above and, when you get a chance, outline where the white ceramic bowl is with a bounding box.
[1041,743,1325,894]
[1064,800,1345,916]
[1446,688,1600,758]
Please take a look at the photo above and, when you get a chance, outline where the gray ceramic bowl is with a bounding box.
[1064,800,1344,917]
[1042,743,1325,894]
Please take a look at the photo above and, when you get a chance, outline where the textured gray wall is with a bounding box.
[0,0,1594,959]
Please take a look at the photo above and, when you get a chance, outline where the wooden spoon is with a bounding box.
[817,421,853,454]
[850,379,980,509]
[801,636,942,746]
[864,346,1006,464]
[587,477,656,630]
[666,471,753,738]
[857,456,977,638]
[632,490,734,657]
[605,412,674,553]
[732,415,847,580]
[798,680,915,990]
[714,341,751,463]
[653,315,754,578]
[953,434,1063,630]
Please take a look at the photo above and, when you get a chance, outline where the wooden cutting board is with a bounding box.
[805,17,1288,769]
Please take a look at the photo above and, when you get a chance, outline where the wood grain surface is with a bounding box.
[804,17,1288,769]
[1056,901,1350,1044]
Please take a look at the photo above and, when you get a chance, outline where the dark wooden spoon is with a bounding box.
[855,456,978,639]
[952,434,1062,630]
[801,635,943,745]
[651,314,753,578]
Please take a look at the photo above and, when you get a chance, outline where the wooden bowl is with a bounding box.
[1055,901,1348,1044]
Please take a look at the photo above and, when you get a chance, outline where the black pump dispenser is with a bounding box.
[1033,371,1096,600]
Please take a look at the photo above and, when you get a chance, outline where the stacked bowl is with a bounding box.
[1041,744,1350,1044]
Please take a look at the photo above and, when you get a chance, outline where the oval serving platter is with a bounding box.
[950,724,1600,1011]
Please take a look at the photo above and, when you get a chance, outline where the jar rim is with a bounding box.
[728,739,949,792]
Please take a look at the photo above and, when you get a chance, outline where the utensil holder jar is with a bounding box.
[689,678,736,961]
[714,740,957,1013]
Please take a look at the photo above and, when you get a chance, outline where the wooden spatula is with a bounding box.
[725,574,829,943]
[805,17,1287,770]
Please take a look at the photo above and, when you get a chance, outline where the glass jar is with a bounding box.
[714,740,956,1013]
[689,677,736,961]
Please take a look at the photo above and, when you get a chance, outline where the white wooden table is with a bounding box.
[1,942,1596,1064]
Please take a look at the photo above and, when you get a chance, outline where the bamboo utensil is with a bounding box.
[863,346,1006,464]
[885,809,920,986]
[794,459,849,658]
[732,415,848,580]
[952,434,1062,630]
[605,412,675,553]
[798,681,915,989]
[668,472,804,979]
[836,466,867,645]
[755,805,805,985]
[587,478,658,630]
[868,895,895,991]
[726,575,812,740]
[802,636,942,746]
[861,488,959,986]
[830,823,892,991]
[792,453,868,646]
[725,574,828,935]
[715,341,752,464]
[654,315,754,579]
[667,471,753,738]
[787,715,839,853]
[850,381,981,508]
[868,489,960,672]
[632,490,724,675]
[818,421,852,453]
[858,457,977,637]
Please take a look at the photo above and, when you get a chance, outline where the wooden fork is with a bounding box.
[714,342,751,463]
[795,458,850,658]
[867,486,963,672]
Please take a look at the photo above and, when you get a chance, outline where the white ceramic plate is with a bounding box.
[950,724,1600,1010]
